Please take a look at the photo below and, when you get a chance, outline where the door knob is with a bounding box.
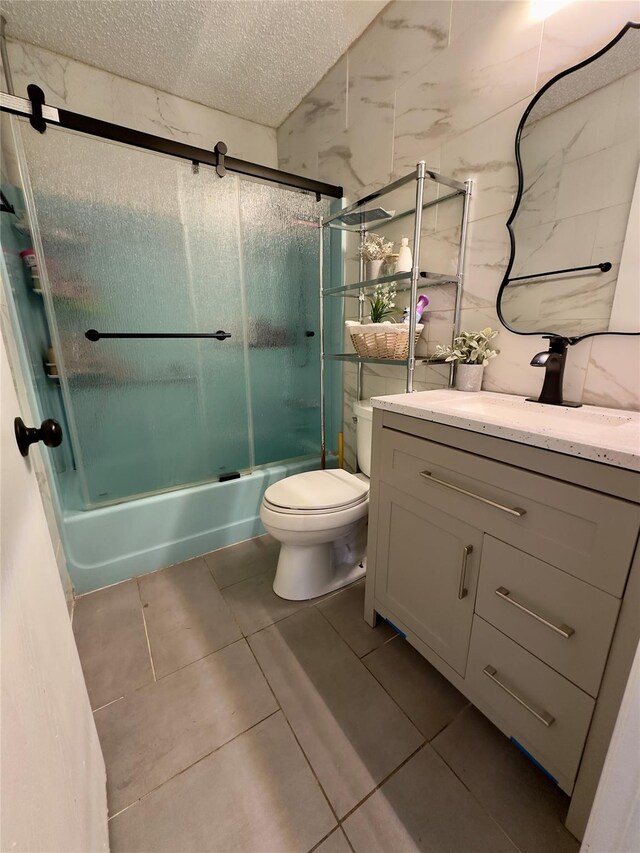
[14,417,63,457]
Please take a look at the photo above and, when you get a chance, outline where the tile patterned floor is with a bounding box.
[73,534,580,853]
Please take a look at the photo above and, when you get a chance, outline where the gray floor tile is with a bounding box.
[73,580,153,710]
[204,534,279,589]
[314,828,352,853]
[138,558,242,678]
[109,712,336,853]
[432,705,579,853]
[249,608,423,818]
[343,744,518,853]
[316,580,395,658]
[221,566,309,636]
[95,639,277,814]
[363,637,469,740]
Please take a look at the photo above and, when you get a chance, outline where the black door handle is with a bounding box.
[85,329,232,341]
[14,417,63,457]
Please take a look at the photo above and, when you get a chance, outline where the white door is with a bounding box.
[0,327,108,852]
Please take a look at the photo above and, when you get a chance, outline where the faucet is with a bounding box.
[526,336,582,407]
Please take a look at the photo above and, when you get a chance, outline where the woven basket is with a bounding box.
[346,322,424,360]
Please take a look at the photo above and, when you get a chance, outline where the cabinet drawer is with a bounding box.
[466,616,595,793]
[476,537,620,697]
[379,427,639,596]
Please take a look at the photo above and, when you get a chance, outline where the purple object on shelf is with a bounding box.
[415,294,430,322]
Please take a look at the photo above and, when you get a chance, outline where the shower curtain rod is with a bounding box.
[0,87,343,200]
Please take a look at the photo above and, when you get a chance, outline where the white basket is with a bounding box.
[346,322,424,360]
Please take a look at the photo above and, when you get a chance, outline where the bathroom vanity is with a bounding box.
[364,390,640,840]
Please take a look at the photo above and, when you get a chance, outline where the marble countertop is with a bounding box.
[371,390,640,471]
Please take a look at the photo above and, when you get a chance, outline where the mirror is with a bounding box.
[498,22,640,342]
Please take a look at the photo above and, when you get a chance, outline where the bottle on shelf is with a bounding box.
[20,248,42,293]
[395,237,412,273]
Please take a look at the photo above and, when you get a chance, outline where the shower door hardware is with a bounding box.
[0,89,343,199]
[14,416,63,457]
[214,141,227,178]
[0,189,15,215]
[85,329,231,342]
[27,83,46,133]
[507,261,612,283]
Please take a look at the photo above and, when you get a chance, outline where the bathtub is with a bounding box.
[64,456,323,594]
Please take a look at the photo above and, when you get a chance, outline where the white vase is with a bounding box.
[455,363,484,392]
[365,259,384,281]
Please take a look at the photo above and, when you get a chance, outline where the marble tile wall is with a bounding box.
[6,40,278,166]
[278,0,640,465]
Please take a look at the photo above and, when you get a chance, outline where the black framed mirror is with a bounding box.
[497,21,640,346]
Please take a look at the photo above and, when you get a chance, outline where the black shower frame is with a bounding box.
[0,84,343,200]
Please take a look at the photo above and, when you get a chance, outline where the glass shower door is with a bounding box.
[238,180,328,466]
[18,122,251,507]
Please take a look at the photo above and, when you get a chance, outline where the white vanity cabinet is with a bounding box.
[364,404,640,840]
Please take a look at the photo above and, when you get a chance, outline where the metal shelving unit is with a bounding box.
[319,162,471,464]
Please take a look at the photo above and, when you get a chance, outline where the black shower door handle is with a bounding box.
[85,329,232,342]
[15,417,63,457]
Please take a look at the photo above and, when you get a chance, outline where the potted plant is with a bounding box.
[359,233,394,281]
[433,328,499,391]
[366,282,397,323]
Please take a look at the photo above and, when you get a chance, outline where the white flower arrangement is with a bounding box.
[358,233,394,261]
[433,328,499,365]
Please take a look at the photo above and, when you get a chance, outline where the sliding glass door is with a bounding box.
[14,120,328,508]
[18,123,251,506]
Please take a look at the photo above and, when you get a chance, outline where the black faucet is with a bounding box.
[526,336,582,407]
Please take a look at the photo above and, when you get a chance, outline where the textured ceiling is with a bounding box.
[1,0,387,127]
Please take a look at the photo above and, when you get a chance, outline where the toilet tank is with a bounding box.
[352,400,373,477]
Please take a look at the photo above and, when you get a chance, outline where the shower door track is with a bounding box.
[0,89,343,200]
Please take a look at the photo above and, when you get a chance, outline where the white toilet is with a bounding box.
[260,399,373,600]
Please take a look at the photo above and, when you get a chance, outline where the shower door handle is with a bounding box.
[85,329,232,341]
[15,417,63,457]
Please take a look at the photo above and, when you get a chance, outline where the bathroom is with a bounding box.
[1,0,638,850]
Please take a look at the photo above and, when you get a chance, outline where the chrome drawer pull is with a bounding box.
[483,665,555,727]
[495,587,574,639]
[419,471,526,517]
[458,545,473,599]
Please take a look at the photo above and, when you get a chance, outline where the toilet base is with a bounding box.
[272,522,367,601]
[273,546,365,600]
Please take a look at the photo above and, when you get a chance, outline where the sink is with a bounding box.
[441,393,635,437]
[370,389,640,470]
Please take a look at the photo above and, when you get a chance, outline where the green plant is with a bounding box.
[358,233,394,261]
[364,283,397,323]
[433,328,499,365]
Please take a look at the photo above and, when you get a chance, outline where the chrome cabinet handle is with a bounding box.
[458,545,473,599]
[483,665,555,727]
[495,587,574,639]
[419,471,526,517]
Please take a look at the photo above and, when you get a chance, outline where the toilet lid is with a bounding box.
[264,469,369,513]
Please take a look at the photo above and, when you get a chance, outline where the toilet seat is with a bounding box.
[263,469,368,516]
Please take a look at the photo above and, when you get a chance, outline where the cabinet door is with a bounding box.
[374,485,483,676]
